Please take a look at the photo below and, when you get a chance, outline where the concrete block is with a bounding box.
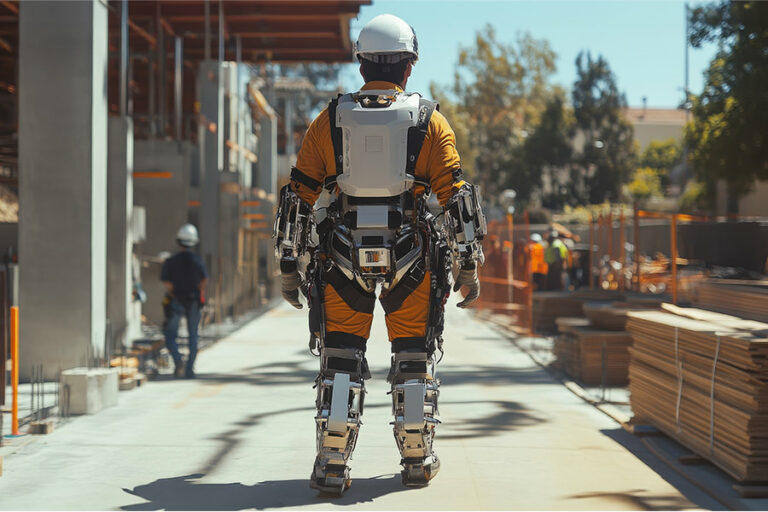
[28,419,54,435]
[60,368,119,415]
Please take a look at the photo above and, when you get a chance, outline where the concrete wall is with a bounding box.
[107,117,134,350]
[738,181,768,217]
[0,222,17,258]
[133,139,194,326]
[18,1,108,380]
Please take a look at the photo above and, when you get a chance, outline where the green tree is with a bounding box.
[626,167,663,201]
[520,91,576,207]
[431,26,557,204]
[639,138,681,190]
[571,52,636,204]
[686,1,768,195]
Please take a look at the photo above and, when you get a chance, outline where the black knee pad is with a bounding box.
[324,332,370,379]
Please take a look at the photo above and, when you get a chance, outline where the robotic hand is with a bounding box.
[274,184,314,309]
[444,183,486,308]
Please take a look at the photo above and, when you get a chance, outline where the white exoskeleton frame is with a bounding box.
[273,184,314,270]
[444,183,487,267]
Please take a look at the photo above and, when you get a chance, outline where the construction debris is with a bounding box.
[626,307,768,482]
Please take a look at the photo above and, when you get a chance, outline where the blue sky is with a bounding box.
[342,0,718,108]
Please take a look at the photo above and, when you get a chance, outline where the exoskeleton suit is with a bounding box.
[272,14,486,495]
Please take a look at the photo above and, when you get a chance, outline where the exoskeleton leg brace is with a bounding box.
[311,344,369,494]
[388,349,441,485]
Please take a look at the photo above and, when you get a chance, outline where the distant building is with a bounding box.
[623,107,688,150]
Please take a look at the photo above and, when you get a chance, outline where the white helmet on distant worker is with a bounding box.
[176,224,199,247]
[354,14,418,64]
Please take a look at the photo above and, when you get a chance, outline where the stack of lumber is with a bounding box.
[694,279,768,323]
[555,317,633,386]
[626,306,768,482]
[584,301,663,331]
[533,290,624,333]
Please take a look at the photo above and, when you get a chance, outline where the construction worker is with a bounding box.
[528,233,548,290]
[161,224,207,379]
[273,14,486,494]
[545,229,568,290]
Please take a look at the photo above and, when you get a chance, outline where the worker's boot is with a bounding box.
[173,359,185,378]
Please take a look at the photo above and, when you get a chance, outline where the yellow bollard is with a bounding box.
[10,305,19,436]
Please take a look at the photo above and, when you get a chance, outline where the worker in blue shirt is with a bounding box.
[161,224,207,378]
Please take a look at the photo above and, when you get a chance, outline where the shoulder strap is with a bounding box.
[407,97,438,187]
[325,94,344,190]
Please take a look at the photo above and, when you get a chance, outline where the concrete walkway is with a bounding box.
[0,300,721,510]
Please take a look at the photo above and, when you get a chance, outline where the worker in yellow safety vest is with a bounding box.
[544,230,568,290]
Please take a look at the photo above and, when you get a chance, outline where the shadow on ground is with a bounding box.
[439,400,545,440]
[121,473,412,510]
[564,488,700,511]
[599,428,726,511]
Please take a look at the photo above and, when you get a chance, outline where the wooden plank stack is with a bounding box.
[626,307,768,482]
[693,279,768,323]
[584,300,663,331]
[533,290,624,333]
[555,316,633,385]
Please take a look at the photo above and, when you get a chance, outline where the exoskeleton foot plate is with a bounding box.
[401,456,440,487]
[310,465,351,496]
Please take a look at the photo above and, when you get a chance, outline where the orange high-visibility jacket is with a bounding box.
[528,242,548,275]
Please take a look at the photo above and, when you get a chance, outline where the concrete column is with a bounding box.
[197,60,222,300]
[258,116,277,196]
[107,117,134,352]
[18,0,109,380]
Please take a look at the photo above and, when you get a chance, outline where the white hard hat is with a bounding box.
[176,224,199,247]
[530,233,543,243]
[354,14,418,64]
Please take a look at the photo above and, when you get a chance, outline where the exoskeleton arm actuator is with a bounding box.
[273,184,314,264]
[444,183,487,268]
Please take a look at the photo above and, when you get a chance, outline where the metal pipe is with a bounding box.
[10,305,18,435]
[587,214,595,290]
[204,0,211,61]
[174,36,183,140]
[148,49,156,135]
[671,213,678,304]
[619,211,626,292]
[157,5,166,137]
[119,0,128,116]
[218,0,224,63]
[634,203,640,292]
[607,210,613,262]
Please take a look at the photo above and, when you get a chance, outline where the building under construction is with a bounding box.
[0,0,369,387]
